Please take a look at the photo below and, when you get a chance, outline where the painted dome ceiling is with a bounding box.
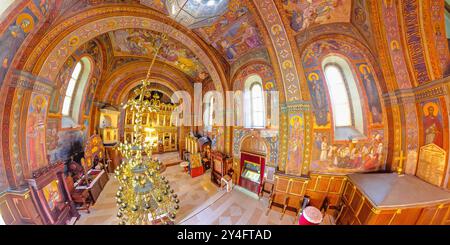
[0,0,357,84]
[106,28,209,82]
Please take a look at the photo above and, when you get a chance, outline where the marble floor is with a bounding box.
[75,153,333,225]
[181,185,299,225]
[75,164,220,225]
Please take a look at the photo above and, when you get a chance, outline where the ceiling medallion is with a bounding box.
[165,0,229,29]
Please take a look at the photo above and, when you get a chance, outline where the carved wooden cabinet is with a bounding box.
[338,173,450,225]
[0,189,42,225]
[211,152,232,186]
[27,162,79,225]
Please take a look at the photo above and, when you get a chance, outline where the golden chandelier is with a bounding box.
[114,33,179,225]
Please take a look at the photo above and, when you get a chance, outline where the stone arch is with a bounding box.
[98,61,194,104]
[238,133,271,163]
[231,61,277,92]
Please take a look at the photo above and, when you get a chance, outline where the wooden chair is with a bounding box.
[66,176,91,213]
[258,180,274,200]
[266,191,288,219]
[319,196,331,214]
[285,195,310,224]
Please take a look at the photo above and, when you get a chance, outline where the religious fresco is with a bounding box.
[0,8,38,88]
[357,63,383,124]
[83,77,99,116]
[109,29,209,82]
[306,71,330,128]
[302,39,364,66]
[111,57,141,70]
[46,118,60,163]
[421,100,444,148]
[301,39,384,127]
[300,38,386,174]
[50,57,75,113]
[194,0,264,63]
[26,94,48,172]
[285,113,304,175]
[352,0,374,47]
[281,0,351,33]
[434,3,450,76]
[211,127,225,152]
[232,63,276,91]
[310,131,385,173]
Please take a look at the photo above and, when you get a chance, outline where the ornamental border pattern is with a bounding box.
[253,0,302,102]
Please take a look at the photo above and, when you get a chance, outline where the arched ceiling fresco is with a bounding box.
[106,28,210,82]
[193,0,265,63]
[30,0,266,67]
[0,0,358,86]
[281,0,352,33]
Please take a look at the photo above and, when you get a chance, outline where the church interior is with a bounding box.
[1,0,450,226]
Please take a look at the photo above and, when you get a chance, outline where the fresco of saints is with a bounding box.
[0,13,34,85]
[286,115,303,175]
[282,0,343,32]
[422,102,443,147]
[220,39,238,60]
[319,136,328,162]
[27,95,47,172]
[239,22,262,49]
[359,64,382,124]
[308,72,329,126]
[363,134,383,170]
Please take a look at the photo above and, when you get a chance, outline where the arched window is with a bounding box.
[203,94,215,132]
[322,56,364,140]
[324,65,352,127]
[244,75,265,128]
[62,57,92,127]
[208,96,214,127]
[62,62,82,116]
[250,83,265,128]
